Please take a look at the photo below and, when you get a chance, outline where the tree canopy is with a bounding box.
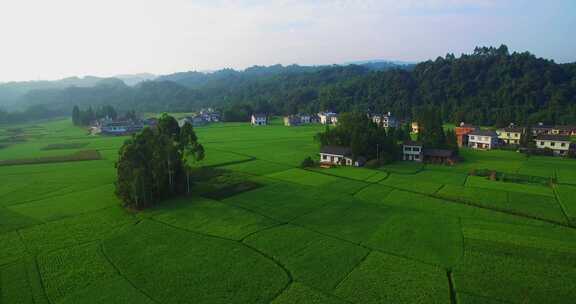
[115,114,204,209]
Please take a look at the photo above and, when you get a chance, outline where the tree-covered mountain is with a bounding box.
[2,45,576,126]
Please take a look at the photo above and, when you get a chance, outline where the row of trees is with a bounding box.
[72,105,118,126]
[115,114,204,209]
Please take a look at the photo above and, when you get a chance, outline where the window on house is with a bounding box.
[551,142,555,147]
[414,155,420,159]
[322,155,327,160]
[414,147,420,152]
[561,143,566,147]
[470,136,475,140]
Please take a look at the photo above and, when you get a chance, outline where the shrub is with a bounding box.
[300,156,316,168]
[364,159,381,169]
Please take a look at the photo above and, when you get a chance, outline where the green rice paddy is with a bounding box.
[1,118,576,304]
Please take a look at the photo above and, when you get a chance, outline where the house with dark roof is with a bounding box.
[319,146,365,167]
[402,141,423,162]
[468,130,499,150]
[496,126,523,145]
[251,113,268,126]
[423,149,458,165]
[371,112,398,129]
[535,134,572,156]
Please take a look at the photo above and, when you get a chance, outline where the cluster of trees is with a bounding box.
[315,112,407,163]
[4,45,576,127]
[71,105,118,126]
[0,104,61,124]
[416,107,458,152]
[115,114,204,209]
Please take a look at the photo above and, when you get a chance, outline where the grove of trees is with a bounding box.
[115,114,204,209]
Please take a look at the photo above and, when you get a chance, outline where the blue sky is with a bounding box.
[0,0,574,82]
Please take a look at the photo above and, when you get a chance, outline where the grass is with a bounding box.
[0,149,101,166]
[334,251,450,304]
[1,117,576,303]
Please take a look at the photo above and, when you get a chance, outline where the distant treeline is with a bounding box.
[3,45,576,126]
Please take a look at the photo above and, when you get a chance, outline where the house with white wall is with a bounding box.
[468,130,499,150]
[318,112,338,125]
[251,113,268,126]
[319,146,365,167]
[402,141,423,162]
[535,134,572,156]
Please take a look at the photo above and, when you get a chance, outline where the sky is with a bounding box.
[0,0,574,82]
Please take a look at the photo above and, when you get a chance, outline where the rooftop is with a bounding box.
[536,134,571,142]
[320,145,352,156]
[469,130,498,137]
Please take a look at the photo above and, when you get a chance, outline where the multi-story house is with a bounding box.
[496,126,523,145]
[535,135,572,156]
[455,122,479,147]
[372,112,398,129]
[318,112,338,125]
[402,141,423,162]
[468,130,499,150]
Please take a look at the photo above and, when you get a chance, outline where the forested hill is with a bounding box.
[2,45,576,126]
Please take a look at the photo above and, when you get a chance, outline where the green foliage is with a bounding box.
[334,252,449,304]
[315,112,398,161]
[300,156,315,168]
[115,115,204,209]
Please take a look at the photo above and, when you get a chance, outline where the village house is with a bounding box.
[371,112,398,129]
[251,113,268,126]
[552,126,576,136]
[402,141,457,165]
[178,115,206,127]
[402,141,423,162]
[455,122,478,147]
[284,114,314,126]
[496,126,523,145]
[100,120,143,135]
[319,146,365,167]
[532,123,554,136]
[199,108,221,122]
[468,130,499,150]
[423,149,458,165]
[411,122,419,134]
[318,112,338,125]
[283,115,301,126]
[535,134,572,156]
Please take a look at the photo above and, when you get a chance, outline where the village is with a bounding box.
[88,107,575,167]
[249,111,576,167]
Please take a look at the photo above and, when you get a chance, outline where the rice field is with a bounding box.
[1,117,576,303]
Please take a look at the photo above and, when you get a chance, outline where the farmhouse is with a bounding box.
[371,112,398,129]
[423,149,457,165]
[318,112,338,125]
[535,134,572,156]
[284,114,314,126]
[402,141,423,162]
[553,125,576,136]
[468,130,499,150]
[497,126,523,145]
[251,113,268,126]
[455,122,479,147]
[532,124,554,136]
[319,146,365,167]
[178,116,206,127]
[100,121,143,135]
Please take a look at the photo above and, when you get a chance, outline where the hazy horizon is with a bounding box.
[1,0,575,83]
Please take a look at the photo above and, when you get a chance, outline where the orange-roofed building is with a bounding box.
[455,122,478,147]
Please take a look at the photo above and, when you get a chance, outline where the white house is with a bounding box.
[318,112,338,125]
[402,141,423,162]
[468,130,499,150]
[319,146,365,167]
[372,112,398,129]
[251,113,268,126]
[535,134,572,156]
